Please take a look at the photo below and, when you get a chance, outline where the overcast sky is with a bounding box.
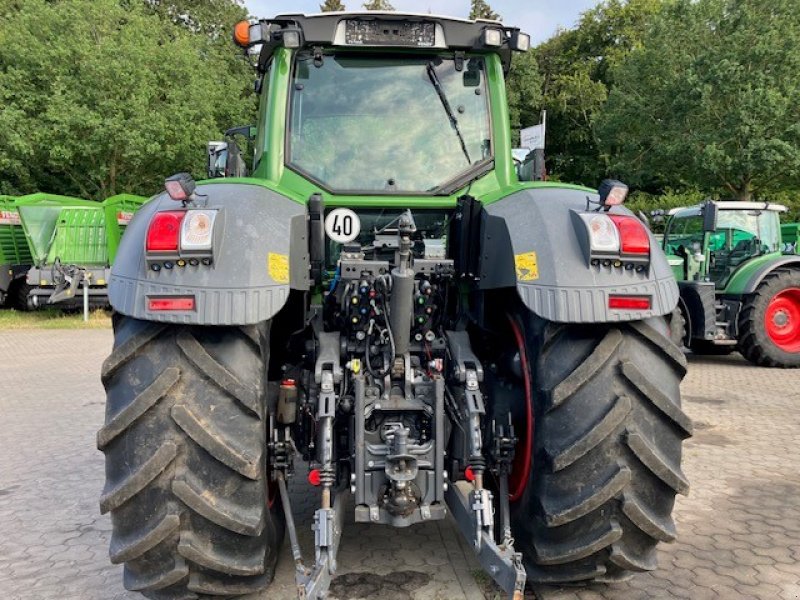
[242,1,597,44]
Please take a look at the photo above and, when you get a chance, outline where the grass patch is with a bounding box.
[0,308,112,330]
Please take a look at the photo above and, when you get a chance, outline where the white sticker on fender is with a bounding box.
[325,208,361,244]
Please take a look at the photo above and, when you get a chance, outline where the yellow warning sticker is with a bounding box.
[268,252,290,284]
[514,251,539,281]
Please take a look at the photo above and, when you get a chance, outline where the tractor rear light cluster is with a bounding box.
[577,213,651,266]
[146,209,218,264]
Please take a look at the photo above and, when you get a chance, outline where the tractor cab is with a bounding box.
[663,201,800,365]
[664,201,786,289]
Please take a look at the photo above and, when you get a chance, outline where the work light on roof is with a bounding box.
[482,28,503,47]
[510,31,531,52]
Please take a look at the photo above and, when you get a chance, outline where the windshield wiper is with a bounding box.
[426,62,472,165]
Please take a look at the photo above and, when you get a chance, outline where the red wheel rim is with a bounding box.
[765,287,800,353]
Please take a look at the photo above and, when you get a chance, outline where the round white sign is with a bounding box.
[324,208,361,244]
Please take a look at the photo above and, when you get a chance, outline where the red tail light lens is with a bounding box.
[609,215,650,255]
[146,211,185,252]
[148,296,195,311]
[609,295,651,310]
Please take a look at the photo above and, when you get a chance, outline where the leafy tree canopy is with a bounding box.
[142,0,247,38]
[0,0,254,198]
[599,0,800,200]
[469,0,500,21]
[535,0,663,186]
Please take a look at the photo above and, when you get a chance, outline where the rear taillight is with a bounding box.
[580,214,621,253]
[610,215,650,256]
[148,296,195,311]
[146,211,185,253]
[180,210,217,251]
[609,295,651,310]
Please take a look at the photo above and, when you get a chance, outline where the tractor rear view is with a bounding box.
[664,201,800,367]
[98,12,691,599]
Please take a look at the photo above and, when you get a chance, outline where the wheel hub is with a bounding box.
[765,287,800,353]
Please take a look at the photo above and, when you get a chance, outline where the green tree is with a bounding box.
[506,51,544,144]
[362,0,394,10]
[599,0,800,200]
[142,0,247,38]
[535,0,663,185]
[320,0,346,10]
[0,0,254,198]
[469,0,500,20]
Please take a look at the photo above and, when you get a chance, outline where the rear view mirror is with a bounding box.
[702,201,718,232]
[207,141,228,179]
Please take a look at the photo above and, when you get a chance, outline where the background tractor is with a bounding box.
[662,201,800,367]
[98,12,691,600]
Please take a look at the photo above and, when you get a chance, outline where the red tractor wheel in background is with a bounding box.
[739,269,800,368]
[764,288,800,353]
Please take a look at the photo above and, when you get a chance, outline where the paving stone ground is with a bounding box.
[0,329,798,600]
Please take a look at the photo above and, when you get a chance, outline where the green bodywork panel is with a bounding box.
[782,222,799,249]
[103,194,149,263]
[0,195,33,266]
[203,48,592,209]
[720,251,788,295]
[16,194,99,266]
[47,206,109,266]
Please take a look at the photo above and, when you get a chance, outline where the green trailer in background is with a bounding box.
[0,195,34,308]
[102,194,150,263]
[17,192,148,308]
[782,222,799,253]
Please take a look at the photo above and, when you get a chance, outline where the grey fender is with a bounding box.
[480,187,679,323]
[109,183,308,325]
[741,255,800,294]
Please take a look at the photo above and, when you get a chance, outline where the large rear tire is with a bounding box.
[510,315,691,584]
[98,316,284,599]
[738,268,800,368]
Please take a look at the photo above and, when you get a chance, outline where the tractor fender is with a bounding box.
[740,255,800,294]
[109,182,308,325]
[480,187,679,323]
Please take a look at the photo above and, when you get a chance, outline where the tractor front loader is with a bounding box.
[99,12,691,600]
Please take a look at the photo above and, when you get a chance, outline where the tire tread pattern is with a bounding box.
[512,316,690,584]
[99,317,282,600]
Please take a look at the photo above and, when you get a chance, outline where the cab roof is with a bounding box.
[251,11,527,73]
[669,201,788,217]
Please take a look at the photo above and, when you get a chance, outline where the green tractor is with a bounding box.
[17,192,147,308]
[98,12,691,600]
[0,195,35,309]
[662,201,800,367]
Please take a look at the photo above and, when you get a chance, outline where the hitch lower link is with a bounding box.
[446,334,527,600]
[276,335,349,600]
